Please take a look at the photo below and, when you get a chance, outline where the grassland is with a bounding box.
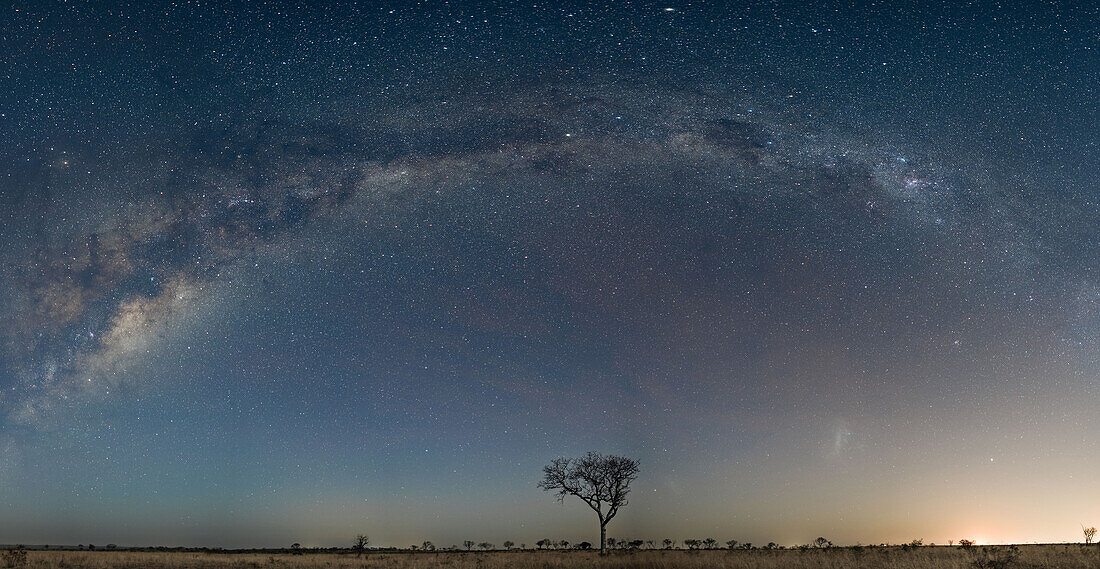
[5,545,1100,569]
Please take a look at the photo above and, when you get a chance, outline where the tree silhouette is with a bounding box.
[1085,527,1097,545]
[353,535,369,557]
[663,539,674,549]
[463,540,474,551]
[538,452,639,554]
[503,541,514,550]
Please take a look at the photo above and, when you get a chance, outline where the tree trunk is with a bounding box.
[600,522,607,555]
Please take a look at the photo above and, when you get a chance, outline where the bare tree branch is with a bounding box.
[538,452,639,554]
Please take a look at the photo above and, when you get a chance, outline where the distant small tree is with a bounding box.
[739,542,753,550]
[503,541,514,550]
[684,539,700,550]
[1085,527,1097,544]
[576,542,592,550]
[538,452,639,554]
[958,539,975,548]
[478,542,493,551]
[703,538,717,550]
[765,542,779,550]
[813,537,832,549]
[290,543,302,555]
[726,540,738,550]
[421,541,435,551]
[645,540,655,549]
[463,540,474,551]
[353,535,369,557]
[663,539,674,549]
[948,540,954,546]
[536,539,550,550]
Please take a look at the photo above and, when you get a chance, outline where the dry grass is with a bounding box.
[8,545,1100,569]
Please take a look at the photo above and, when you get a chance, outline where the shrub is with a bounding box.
[971,546,1018,569]
[1,547,27,569]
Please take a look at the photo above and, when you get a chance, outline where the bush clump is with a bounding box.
[1,547,27,568]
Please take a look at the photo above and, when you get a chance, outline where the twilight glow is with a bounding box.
[0,0,1096,549]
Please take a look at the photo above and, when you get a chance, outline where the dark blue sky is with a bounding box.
[0,0,1096,548]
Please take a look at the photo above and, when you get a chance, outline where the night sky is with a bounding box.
[1,0,1097,549]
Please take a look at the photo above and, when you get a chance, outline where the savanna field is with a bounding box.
[5,546,1100,569]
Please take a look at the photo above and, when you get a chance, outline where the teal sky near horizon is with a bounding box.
[0,0,1097,549]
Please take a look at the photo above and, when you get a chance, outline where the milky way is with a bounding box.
[0,0,1096,548]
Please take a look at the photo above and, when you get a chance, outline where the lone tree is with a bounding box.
[353,535,369,557]
[538,452,640,554]
[1085,526,1097,544]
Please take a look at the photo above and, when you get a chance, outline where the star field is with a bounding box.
[0,0,1096,549]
